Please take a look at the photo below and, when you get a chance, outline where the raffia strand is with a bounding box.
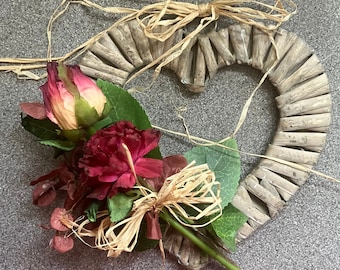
[61,162,222,256]
[0,0,296,80]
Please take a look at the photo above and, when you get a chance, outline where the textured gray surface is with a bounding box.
[0,1,339,269]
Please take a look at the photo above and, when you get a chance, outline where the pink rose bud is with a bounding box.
[40,62,107,130]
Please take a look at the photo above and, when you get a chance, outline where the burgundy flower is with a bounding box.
[78,121,163,200]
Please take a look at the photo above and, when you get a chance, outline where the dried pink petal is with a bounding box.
[20,102,47,119]
[50,235,74,253]
[50,208,73,232]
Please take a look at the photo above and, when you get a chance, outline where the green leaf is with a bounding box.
[21,115,60,140]
[39,139,75,151]
[85,200,101,222]
[145,146,162,159]
[211,204,248,252]
[107,193,134,223]
[184,139,240,209]
[97,79,151,130]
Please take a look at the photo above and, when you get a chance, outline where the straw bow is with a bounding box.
[128,0,296,83]
[138,0,296,41]
[61,162,222,257]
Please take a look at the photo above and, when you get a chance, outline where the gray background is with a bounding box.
[0,0,339,269]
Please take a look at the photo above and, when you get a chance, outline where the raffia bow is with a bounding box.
[129,0,296,83]
[0,0,296,80]
[61,162,222,257]
[137,0,296,42]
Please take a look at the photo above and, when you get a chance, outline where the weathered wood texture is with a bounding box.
[79,21,331,269]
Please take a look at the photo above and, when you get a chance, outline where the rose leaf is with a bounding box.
[96,79,151,130]
[211,204,248,252]
[107,193,134,223]
[39,139,75,151]
[184,138,240,209]
[21,115,60,140]
[84,200,101,222]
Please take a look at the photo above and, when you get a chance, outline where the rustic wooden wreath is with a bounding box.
[78,21,331,268]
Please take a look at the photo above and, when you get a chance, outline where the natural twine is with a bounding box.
[0,0,296,80]
[61,162,222,257]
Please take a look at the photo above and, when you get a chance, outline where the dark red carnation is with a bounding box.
[78,121,163,200]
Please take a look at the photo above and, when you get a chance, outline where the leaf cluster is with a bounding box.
[184,140,247,251]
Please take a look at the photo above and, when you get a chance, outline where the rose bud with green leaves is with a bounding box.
[41,62,109,130]
[21,61,110,138]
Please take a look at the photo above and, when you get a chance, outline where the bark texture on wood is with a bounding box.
[79,21,331,269]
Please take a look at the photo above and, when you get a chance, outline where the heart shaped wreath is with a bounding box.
[9,0,337,269]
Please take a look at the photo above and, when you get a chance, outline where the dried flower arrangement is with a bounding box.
[4,0,337,269]
[20,62,245,269]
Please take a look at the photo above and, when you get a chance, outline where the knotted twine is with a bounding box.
[0,0,296,80]
[60,162,222,257]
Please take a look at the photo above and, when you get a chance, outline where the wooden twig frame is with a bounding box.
[79,21,331,269]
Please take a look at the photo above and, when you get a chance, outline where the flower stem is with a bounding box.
[159,211,240,270]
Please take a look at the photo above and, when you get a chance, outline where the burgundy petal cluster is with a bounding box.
[31,165,76,207]
[78,121,163,200]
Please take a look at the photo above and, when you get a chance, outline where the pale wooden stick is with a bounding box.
[228,24,252,64]
[81,51,129,79]
[260,179,282,217]
[109,23,144,68]
[243,175,284,214]
[166,28,185,71]
[236,222,254,241]
[279,94,332,117]
[207,30,234,66]
[246,195,269,228]
[304,106,332,115]
[128,19,153,64]
[276,73,329,107]
[231,193,271,225]
[198,35,218,79]
[262,28,297,73]
[278,113,331,132]
[251,25,273,70]
[148,25,166,60]
[259,159,310,186]
[269,36,312,85]
[272,131,327,152]
[277,54,325,93]
[191,44,206,93]
[79,65,126,85]
[253,167,299,201]
[176,36,197,84]
[217,28,236,66]
[236,185,252,205]
[266,145,319,165]
[89,39,134,72]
